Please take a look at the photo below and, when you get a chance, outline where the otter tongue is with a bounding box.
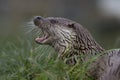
[35,36,47,43]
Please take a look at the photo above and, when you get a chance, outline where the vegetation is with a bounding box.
[0,25,110,80]
[0,35,98,80]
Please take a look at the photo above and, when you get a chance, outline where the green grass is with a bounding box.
[0,21,97,80]
[0,36,96,80]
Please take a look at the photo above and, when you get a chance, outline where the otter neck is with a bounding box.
[52,31,104,60]
[60,29,104,59]
[74,27,105,56]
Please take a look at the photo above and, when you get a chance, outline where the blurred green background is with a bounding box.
[0,0,120,80]
[0,0,120,49]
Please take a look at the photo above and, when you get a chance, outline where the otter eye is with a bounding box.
[50,19,58,24]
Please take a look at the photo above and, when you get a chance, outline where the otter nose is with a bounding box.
[36,16,42,20]
[34,16,43,26]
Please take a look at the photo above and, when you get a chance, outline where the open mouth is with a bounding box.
[35,32,50,44]
[34,16,52,44]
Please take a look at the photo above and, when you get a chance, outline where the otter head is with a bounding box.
[34,16,77,54]
[33,16,104,61]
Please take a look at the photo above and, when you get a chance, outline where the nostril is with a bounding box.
[36,16,42,20]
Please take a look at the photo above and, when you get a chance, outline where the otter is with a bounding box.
[33,16,120,80]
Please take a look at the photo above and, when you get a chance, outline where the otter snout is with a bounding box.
[34,16,43,26]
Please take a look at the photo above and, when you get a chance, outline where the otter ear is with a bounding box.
[68,23,75,28]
